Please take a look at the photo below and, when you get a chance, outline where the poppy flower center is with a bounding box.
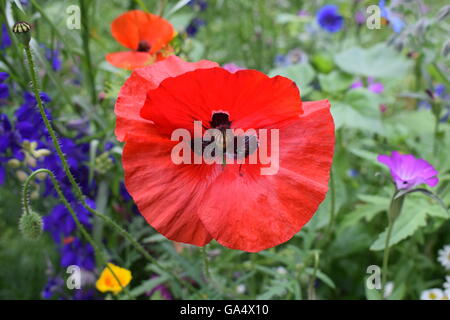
[210,112,231,130]
[137,40,151,52]
[190,112,258,160]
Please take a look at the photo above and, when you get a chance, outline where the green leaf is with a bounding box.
[318,71,353,93]
[268,63,315,90]
[348,148,384,167]
[335,44,413,78]
[167,0,192,17]
[370,208,427,251]
[311,53,335,74]
[365,284,383,300]
[343,88,382,118]
[388,283,406,300]
[129,275,170,297]
[331,102,384,134]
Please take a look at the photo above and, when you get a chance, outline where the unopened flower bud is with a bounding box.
[16,170,28,182]
[19,211,43,240]
[7,159,21,168]
[12,21,31,46]
[33,148,51,158]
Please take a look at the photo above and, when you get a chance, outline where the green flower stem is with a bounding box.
[79,0,97,105]
[381,192,405,290]
[201,246,210,279]
[23,43,196,295]
[328,168,336,232]
[23,169,131,299]
[307,251,320,300]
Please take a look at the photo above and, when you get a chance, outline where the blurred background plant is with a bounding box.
[0,0,449,300]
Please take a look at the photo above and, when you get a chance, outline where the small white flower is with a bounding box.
[276,266,287,275]
[444,276,450,290]
[444,290,450,300]
[420,288,445,300]
[383,282,394,298]
[236,284,246,294]
[437,245,450,270]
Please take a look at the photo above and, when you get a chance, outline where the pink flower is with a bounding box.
[222,63,245,73]
[377,151,439,190]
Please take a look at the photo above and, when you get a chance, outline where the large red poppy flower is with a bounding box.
[115,55,335,252]
[106,10,175,70]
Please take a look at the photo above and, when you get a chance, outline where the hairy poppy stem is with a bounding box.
[23,42,196,297]
[23,169,131,298]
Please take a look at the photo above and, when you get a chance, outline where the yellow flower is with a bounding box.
[96,263,132,294]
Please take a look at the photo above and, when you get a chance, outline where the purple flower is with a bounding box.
[0,165,5,185]
[43,199,94,242]
[0,113,22,159]
[350,77,384,94]
[355,11,365,25]
[223,63,245,73]
[15,92,52,142]
[316,5,344,33]
[0,24,11,50]
[0,83,9,101]
[0,72,9,83]
[41,276,65,299]
[73,289,97,300]
[146,276,173,300]
[60,238,95,271]
[297,10,309,17]
[377,151,439,190]
[350,80,364,90]
[186,18,205,37]
[44,47,62,72]
[274,54,289,67]
[379,0,404,33]
[188,0,208,11]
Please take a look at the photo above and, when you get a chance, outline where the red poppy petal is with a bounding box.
[197,100,335,252]
[140,68,302,136]
[106,51,155,70]
[114,56,219,142]
[122,132,217,246]
[111,10,174,52]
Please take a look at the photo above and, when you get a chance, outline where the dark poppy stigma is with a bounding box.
[137,40,151,52]
[210,112,231,130]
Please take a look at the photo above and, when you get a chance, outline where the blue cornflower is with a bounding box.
[186,18,206,37]
[41,276,64,299]
[0,24,11,50]
[316,5,344,33]
[379,0,404,33]
[60,238,95,271]
[43,199,94,242]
